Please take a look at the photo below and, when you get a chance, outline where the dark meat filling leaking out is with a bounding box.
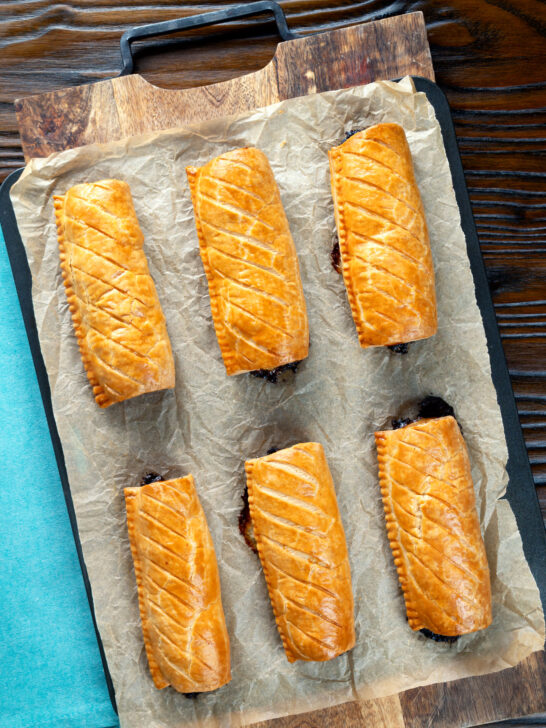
[391,417,413,430]
[418,395,456,422]
[139,471,164,486]
[251,360,301,384]
[344,128,364,141]
[238,487,257,554]
[391,396,457,431]
[394,397,460,644]
[239,448,280,552]
[420,629,459,645]
[388,343,410,355]
[331,240,342,274]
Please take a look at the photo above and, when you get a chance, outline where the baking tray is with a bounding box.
[1,75,545,720]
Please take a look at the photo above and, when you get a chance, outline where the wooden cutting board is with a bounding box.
[13,9,545,728]
[15,12,433,160]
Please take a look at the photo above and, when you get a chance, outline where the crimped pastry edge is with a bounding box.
[374,431,425,632]
[328,147,368,348]
[186,166,240,376]
[187,155,309,375]
[329,125,438,348]
[54,194,113,408]
[244,457,299,663]
[124,486,170,690]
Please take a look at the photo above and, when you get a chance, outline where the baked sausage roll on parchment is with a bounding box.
[187,148,309,375]
[124,475,231,692]
[329,123,437,348]
[375,416,492,639]
[54,180,175,407]
[245,442,355,662]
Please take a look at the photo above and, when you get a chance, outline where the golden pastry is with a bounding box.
[54,179,175,407]
[329,123,437,348]
[245,442,355,662]
[186,148,309,375]
[124,475,231,692]
[375,416,492,638]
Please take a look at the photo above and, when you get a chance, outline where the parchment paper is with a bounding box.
[11,77,544,728]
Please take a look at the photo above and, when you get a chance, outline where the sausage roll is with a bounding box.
[375,416,492,637]
[245,442,355,662]
[329,123,437,348]
[54,180,175,407]
[186,148,309,375]
[124,475,231,692]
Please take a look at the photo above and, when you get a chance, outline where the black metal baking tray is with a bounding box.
[1,75,544,718]
[0,165,118,715]
[0,167,118,716]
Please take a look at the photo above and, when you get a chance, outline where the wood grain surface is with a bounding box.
[13,12,434,158]
[1,2,545,728]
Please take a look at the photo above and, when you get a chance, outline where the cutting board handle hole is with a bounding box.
[119,1,299,79]
[125,27,281,91]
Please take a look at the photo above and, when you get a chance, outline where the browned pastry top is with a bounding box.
[246,442,355,662]
[329,123,437,348]
[54,179,175,407]
[375,416,492,637]
[187,147,309,375]
[124,475,231,692]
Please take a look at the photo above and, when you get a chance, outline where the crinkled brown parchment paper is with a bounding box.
[10,77,544,728]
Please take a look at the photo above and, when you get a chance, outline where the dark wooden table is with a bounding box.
[1,2,544,727]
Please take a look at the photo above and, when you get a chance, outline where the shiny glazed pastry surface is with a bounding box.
[375,416,492,636]
[186,148,309,375]
[329,123,437,348]
[124,475,231,692]
[245,442,355,662]
[54,180,175,407]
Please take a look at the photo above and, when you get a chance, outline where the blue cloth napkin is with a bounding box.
[0,225,119,728]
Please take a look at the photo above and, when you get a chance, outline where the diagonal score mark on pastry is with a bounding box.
[124,475,231,693]
[186,148,309,376]
[245,442,355,663]
[374,416,492,638]
[53,180,175,407]
[329,123,438,348]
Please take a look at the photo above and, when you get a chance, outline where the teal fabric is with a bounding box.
[0,224,119,728]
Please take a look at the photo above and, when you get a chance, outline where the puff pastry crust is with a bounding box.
[329,123,437,348]
[187,148,309,375]
[245,442,355,662]
[375,416,492,637]
[124,475,231,693]
[54,179,175,407]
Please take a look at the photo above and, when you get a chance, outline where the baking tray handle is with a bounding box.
[119,1,299,76]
